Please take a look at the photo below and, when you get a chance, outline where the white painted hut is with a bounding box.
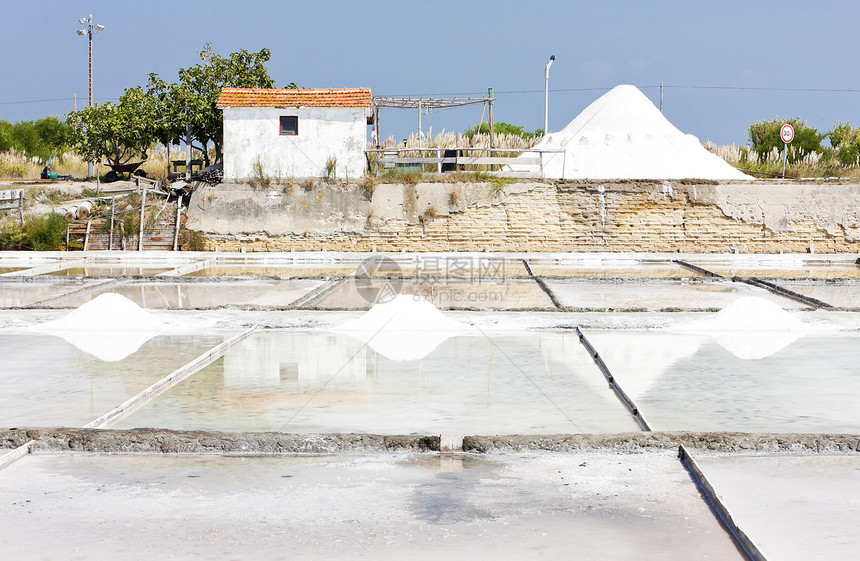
[217,87,372,180]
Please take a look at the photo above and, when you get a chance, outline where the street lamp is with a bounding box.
[77,14,105,178]
[544,55,555,136]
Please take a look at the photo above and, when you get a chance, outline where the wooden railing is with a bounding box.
[365,148,565,178]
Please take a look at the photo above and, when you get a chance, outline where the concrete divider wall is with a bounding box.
[186,180,860,254]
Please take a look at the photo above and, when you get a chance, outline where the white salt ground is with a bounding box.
[515,84,752,180]
[333,294,471,361]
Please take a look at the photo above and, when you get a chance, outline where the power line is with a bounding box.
[382,85,860,98]
[0,96,117,106]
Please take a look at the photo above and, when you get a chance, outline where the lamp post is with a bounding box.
[544,55,555,136]
[77,14,105,178]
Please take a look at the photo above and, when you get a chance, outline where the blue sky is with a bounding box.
[3,0,859,145]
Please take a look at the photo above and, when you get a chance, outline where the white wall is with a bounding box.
[222,106,368,180]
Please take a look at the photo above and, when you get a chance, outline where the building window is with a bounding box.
[280,116,298,136]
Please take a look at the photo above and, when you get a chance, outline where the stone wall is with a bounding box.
[186,180,860,254]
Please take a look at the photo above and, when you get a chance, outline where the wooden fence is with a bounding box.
[66,189,184,251]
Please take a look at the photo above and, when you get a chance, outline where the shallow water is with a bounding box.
[586,330,860,433]
[50,280,324,309]
[0,279,95,307]
[314,278,554,310]
[0,332,230,426]
[116,330,640,434]
[546,278,805,310]
[48,266,172,277]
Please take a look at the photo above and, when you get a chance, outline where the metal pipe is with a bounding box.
[544,55,555,135]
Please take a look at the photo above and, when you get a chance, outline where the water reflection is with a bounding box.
[118,331,640,435]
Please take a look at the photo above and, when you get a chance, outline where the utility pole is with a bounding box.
[660,82,663,113]
[77,14,105,178]
[544,55,555,135]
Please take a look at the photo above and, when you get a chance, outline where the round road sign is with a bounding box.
[781,123,795,143]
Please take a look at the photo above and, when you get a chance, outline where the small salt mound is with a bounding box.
[683,296,804,332]
[38,292,165,331]
[674,296,805,360]
[514,85,751,180]
[334,294,469,361]
[31,293,164,362]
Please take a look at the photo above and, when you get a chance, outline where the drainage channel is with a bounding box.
[291,276,348,308]
[575,324,772,561]
[674,259,835,309]
[679,444,771,561]
[522,259,563,309]
[734,277,834,309]
[574,327,651,431]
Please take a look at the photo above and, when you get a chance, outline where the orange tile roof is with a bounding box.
[217,88,372,108]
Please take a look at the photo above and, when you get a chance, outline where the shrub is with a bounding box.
[179,228,207,251]
[325,155,337,179]
[748,118,824,164]
[828,121,860,166]
[464,121,541,140]
[22,213,67,250]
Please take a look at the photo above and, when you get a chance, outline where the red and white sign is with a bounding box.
[781,123,795,144]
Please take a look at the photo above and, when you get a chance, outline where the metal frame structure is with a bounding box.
[371,95,494,149]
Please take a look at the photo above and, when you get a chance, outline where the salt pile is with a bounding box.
[333,294,469,361]
[31,293,165,362]
[515,85,751,180]
[673,297,805,360]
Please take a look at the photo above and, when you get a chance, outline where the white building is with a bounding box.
[217,87,372,180]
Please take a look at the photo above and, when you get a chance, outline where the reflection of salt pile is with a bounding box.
[674,296,805,360]
[514,85,751,180]
[31,293,164,362]
[333,294,469,361]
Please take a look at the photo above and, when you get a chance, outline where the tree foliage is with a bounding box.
[748,117,824,164]
[0,117,73,160]
[67,87,157,167]
[464,121,541,140]
[146,44,280,166]
[66,44,282,169]
[828,121,860,165]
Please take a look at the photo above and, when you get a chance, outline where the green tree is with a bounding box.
[34,117,73,156]
[67,87,157,167]
[828,121,860,166]
[147,44,281,166]
[0,118,72,160]
[748,117,824,164]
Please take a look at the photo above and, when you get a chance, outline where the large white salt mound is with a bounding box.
[30,293,165,362]
[334,294,469,361]
[514,85,751,180]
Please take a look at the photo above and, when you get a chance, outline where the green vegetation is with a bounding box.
[748,118,824,164]
[325,155,338,179]
[464,122,542,140]
[0,117,73,161]
[66,44,283,170]
[0,214,68,251]
[828,121,860,166]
